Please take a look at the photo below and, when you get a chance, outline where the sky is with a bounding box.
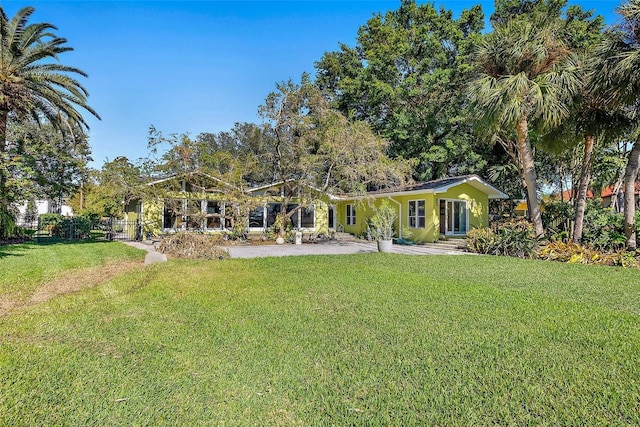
[2,0,620,168]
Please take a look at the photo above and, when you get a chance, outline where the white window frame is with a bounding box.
[346,204,356,226]
[408,199,426,229]
[442,198,469,235]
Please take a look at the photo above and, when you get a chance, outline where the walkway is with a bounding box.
[121,240,468,262]
[122,241,167,265]
[227,241,469,259]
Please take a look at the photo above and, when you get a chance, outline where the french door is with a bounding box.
[439,199,468,235]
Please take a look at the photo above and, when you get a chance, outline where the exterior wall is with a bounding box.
[336,199,401,239]
[135,193,330,237]
[435,183,489,232]
[336,183,490,243]
[16,200,73,222]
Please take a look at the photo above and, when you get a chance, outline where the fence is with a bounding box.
[16,218,143,242]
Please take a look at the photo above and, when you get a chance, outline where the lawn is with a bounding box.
[1,243,639,425]
[0,241,146,310]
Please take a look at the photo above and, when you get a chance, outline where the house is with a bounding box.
[127,173,506,243]
[16,199,73,225]
[335,175,507,243]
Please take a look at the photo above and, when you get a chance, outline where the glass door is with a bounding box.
[445,200,468,235]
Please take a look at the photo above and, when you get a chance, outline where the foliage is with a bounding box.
[0,209,15,240]
[7,121,91,206]
[158,232,229,260]
[0,6,99,238]
[368,201,397,241]
[470,10,581,237]
[38,213,65,229]
[256,75,413,236]
[581,204,633,251]
[50,217,94,240]
[315,0,487,180]
[541,200,574,240]
[539,241,639,268]
[593,0,640,249]
[73,157,145,218]
[23,199,38,224]
[466,219,539,258]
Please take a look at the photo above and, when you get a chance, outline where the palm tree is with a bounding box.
[0,6,99,236]
[595,0,640,250]
[470,14,579,237]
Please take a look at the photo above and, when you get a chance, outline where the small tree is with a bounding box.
[369,201,398,241]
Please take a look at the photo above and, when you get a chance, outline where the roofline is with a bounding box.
[334,175,508,200]
[147,171,236,189]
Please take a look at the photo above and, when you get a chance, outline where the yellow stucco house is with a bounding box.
[334,175,507,242]
[127,173,506,243]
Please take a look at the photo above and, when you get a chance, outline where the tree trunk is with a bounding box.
[516,117,544,237]
[573,134,595,243]
[623,136,640,250]
[0,110,9,237]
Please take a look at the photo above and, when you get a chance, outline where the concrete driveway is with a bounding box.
[227,241,469,259]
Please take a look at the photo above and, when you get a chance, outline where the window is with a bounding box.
[205,201,223,230]
[346,204,356,226]
[408,200,426,228]
[249,207,265,228]
[301,206,314,228]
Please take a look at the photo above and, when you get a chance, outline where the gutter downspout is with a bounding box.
[388,196,402,239]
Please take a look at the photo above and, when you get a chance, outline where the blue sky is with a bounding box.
[3,1,620,168]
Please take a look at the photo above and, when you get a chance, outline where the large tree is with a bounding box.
[258,75,413,237]
[470,12,580,237]
[315,0,487,180]
[7,120,91,212]
[595,0,640,250]
[0,6,99,237]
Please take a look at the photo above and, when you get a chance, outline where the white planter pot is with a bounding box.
[377,239,393,253]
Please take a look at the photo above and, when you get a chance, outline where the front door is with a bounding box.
[439,199,468,235]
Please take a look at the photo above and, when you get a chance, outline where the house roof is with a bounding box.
[358,174,508,199]
[601,182,640,198]
[147,171,236,190]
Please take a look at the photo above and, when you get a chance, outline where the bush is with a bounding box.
[51,217,93,239]
[0,209,16,240]
[581,205,630,251]
[158,232,229,260]
[542,200,573,240]
[539,241,639,268]
[466,219,539,258]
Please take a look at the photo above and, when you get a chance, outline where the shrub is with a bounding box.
[539,241,639,268]
[542,200,573,240]
[581,205,628,251]
[369,201,397,241]
[158,232,229,260]
[466,219,539,258]
[0,209,16,240]
[49,217,93,239]
[39,213,65,228]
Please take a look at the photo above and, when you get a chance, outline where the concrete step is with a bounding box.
[333,232,357,242]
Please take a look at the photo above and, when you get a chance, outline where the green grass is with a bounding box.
[1,251,640,425]
[0,241,146,300]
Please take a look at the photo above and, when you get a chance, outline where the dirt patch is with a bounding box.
[0,260,143,317]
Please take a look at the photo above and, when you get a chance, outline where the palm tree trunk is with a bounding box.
[0,110,8,214]
[516,117,544,237]
[623,136,640,250]
[573,134,595,243]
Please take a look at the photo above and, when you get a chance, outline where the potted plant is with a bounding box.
[369,200,397,253]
